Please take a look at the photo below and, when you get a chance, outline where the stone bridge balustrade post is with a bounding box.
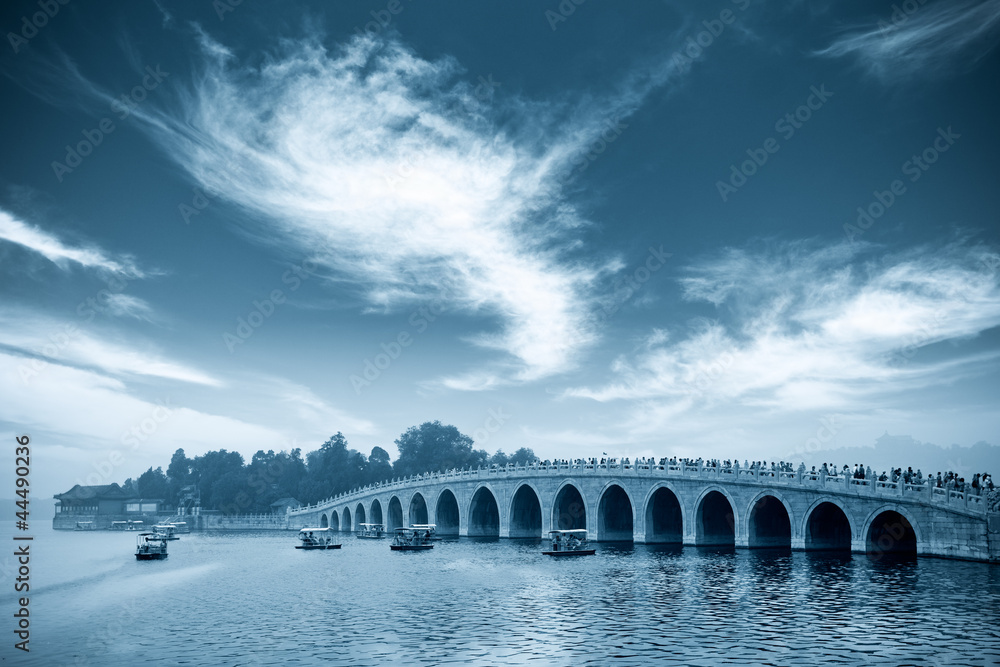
[987,490,1000,563]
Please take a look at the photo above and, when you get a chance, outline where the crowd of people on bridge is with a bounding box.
[486,456,994,497]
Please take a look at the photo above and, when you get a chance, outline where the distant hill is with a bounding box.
[801,433,999,477]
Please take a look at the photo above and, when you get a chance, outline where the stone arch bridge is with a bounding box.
[288,460,999,562]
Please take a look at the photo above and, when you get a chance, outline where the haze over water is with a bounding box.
[3,525,998,666]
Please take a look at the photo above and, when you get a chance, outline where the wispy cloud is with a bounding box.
[0,208,143,277]
[0,308,221,387]
[817,0,1000,81]
[566,240,1000,423]
[128,32,674,388]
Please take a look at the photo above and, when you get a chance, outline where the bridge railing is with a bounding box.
[289,460,989,516]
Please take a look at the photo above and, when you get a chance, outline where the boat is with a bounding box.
[74,521,96,531]
[390,525,435,551]
[135,533,169,560]
[296,528,342,550]
[152,524,180,540]
[542,529,595,557]
[411,523,443,541]
[357,523,386,539]
[168,521,190,534]
[110,520,138,531]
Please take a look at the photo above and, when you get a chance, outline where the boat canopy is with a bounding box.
[299,527,331,533]
[410,524,436,530]
[359,523,383,528]
[549,529,588,536]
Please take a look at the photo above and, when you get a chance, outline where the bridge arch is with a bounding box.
[597,482,635,542]
[863,504,920,556]
[803,498,854,551]
[694,486,738,546]
[329,511,339,532]
[387,496,404,531]
[746,491,793,549]
[342,507,352,533]
[552,480,588,532]
[354,503,366,531]
[434,488,461,535]
[469,484,500,537]
[369,498,384,527]
[643,483,683,544]
[320,513,329,529]
[509,483,543,538]
[408,492,429,526]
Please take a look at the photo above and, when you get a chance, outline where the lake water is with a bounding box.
[2,524,998,666]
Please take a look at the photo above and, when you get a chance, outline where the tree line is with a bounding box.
[123,421,536,514]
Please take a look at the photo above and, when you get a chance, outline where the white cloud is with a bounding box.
[566,240,1000,423]
[0,351,289,496]
[134,33,674,388]
[0,208,143,277]
[0,308,221,387]
[102,293,156,321]
[817,0,1000,81]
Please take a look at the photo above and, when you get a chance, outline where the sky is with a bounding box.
[1,0,999,498]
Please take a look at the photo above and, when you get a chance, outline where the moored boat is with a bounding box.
[135,532,169,560]
[543,529,595,557]
[110,520,140,531]
[296,527,341,550]
[152,524,180,540]
[357,523,386,539]
[390,525,435,551]
[168,521,190,534]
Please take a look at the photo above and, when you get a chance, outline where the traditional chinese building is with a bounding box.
[52,483,166,529]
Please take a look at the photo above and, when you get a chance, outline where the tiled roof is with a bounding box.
[53,483,128,501]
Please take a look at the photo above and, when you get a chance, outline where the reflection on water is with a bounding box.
[4,526,998,666]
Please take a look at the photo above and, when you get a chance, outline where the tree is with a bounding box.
[367,446,393,484]
[509,447,538,466]
[393,421,480,477]
[166,448,192,506]
[192,450,245,509]
[489,449,510,467]
[137,467,169,500]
